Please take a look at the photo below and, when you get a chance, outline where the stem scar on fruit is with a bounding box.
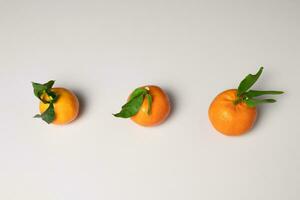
[113,85,171,127]
[208,67,284,136]
[32,80,79,125]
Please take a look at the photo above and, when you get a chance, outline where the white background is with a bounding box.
[0,0,299,199]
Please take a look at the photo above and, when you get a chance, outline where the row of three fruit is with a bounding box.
[32,67,283,136]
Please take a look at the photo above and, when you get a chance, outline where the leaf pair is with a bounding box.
[32,80,58,124]
[237,67,284,107]
[32,80,58,103]
[113,87,153,118]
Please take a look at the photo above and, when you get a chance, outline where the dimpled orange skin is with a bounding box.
[209,89,257,136]
[131,85,171,127]
[39,88,79,125]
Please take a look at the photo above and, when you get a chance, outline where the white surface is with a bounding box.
[0,0,299,199]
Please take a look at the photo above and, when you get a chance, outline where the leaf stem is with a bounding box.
[233,97,243,105]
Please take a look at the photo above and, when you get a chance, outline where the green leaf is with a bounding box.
[34,103,55,124]
[245,90,284,98]
[237,67,264,96]
[114,86,154,118]
[128,88,148,102]
[47,90,59,103]
[146,94,152,115]
[244,98,277,107]
[113,95,145,118]
[32,82,46,99]
[32,80,56,103]
[44,80,55,89]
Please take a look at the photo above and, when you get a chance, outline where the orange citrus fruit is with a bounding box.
[208,67,283,136]
[131,85,171,126]
[114,85,171,127]
[209,89,257,136]
[39,88,79,125]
